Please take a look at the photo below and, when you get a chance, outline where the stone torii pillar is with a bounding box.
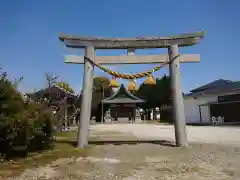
[59,31,205,148]
[77,46,94,148]
[168,44,187,146]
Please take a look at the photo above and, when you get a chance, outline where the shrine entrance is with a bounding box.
[101,84,144,123]
[59,31,205,148]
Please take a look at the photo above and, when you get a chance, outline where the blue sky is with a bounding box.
[0,0,239,94]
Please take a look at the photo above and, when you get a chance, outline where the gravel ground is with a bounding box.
[90,124,240,145]
[11,143,240,180]
[8,124,240,180]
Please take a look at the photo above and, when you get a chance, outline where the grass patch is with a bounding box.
[0,139,91,179]
[54,131,77,139]
[0,130,100,178]
[54,130,138,141]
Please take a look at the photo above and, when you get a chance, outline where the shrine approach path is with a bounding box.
[90,124,240,145]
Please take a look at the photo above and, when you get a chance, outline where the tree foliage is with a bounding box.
[91,76,113,121]
[0,70,25,116]
[55,81,75,94]
[136,75,171,108]
[155,75,171,107]
[135,75,172,122]
[88,75,172,122]
[0,70,55,159]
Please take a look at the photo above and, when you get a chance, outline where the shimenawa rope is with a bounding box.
[84,54,179,79]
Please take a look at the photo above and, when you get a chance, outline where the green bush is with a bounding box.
[0,71,55,159]
[0,104,55,159]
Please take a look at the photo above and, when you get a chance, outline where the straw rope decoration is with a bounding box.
[84,54,179,79]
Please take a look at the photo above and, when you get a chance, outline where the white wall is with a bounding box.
[184,95,217,124]
[184,97,213,123]
[184,90,240,124]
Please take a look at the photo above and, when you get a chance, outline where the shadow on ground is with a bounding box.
[56,139,177,147]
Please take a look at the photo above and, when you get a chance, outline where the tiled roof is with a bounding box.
[185,79,240,97]
[26,85,79,102]
[190,79,234,92]
[102,84,144,104]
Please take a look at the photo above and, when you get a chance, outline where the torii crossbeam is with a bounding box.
[59,31,205,148]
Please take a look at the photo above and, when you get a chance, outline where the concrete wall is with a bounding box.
[183,90,240,124]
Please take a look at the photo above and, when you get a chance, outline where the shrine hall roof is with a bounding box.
[101,84,144,104]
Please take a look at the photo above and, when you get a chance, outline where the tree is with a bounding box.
[135,75,172,121]
[0,69,25,116]
[55,82,75,94]
[91,76,113,122]
[155,75,171,107]
[135,83,156,119]
[12,76,24,89]
[44,72,59,105]
[45,72,58,89]
[136,75,171,107]
[155,75,173,123]
[0,70,55,158]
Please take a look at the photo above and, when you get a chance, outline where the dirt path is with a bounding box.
[90,124,240,145]
[7,124,240,179]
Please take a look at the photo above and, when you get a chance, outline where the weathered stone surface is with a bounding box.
[59,31,205,49]
[64,54,200,64]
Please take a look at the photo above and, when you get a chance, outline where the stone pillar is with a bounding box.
[77,46,95,148]
[168,44,188,147]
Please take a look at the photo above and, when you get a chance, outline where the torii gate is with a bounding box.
[59,31,205,148]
